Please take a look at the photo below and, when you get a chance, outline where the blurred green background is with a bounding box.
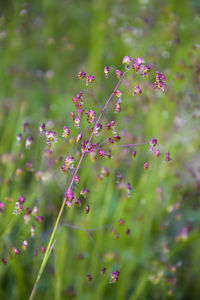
[0,0,200,299]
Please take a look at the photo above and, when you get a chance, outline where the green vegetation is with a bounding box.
[0,0,200,299]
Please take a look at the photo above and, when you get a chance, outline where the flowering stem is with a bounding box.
[29,74,125,300]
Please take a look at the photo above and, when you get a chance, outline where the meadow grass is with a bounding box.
[0,1,200,299]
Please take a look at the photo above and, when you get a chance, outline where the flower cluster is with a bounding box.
[2,56,170,294]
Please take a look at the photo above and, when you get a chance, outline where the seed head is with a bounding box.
[86,273,92,281]
[118,219,125,225]
[0,202,5,214]
[115,102,121,113]
[114,89,122,98]
[74,174,79,184]
[149,138,157,147]
[35,216,43,223]
[80,188,89,197]
[140,64,151,77]
[133,85,142,96]
[1,258,7,265]
[101,267,106,275]
[74,116,81,128]
[75,197,82,207]
[18,195,25,204]
[122,56,131,65]
[62,126,70,138]
[40,246,45,253]
[16,133,23,144]
[64,156,75,170]
[76,133,82,143]
[85,205,90,214]
[132,150,137,158]
[78,71,86,80]
[13,247,20,256]
[113,135,120,142]
[86,75,95,86]
[110,270,120,283]
[22,240,28,250]
[165,151,171,162]
[39,123,45,135]
[86,110,95,124]
[99,149,106,158]
[25,136,34,149]
[104,66,109,78]
[115,69,122,79]
[155,149,160,157]
[65,189,74,202]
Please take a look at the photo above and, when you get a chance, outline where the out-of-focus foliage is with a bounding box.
[0,0,200,299]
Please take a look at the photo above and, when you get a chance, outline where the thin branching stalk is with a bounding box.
[29,73,126,300]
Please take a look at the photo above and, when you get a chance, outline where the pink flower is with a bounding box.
[122,56,131,64]
[133,85,142,96]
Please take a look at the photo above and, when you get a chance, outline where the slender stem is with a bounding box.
[29,74,125,300]
[95,142,148,151]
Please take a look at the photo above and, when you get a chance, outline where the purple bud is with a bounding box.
[66,200,72,208]
[115,69,122,79]
[74,174,79,184]
[165,151,171,162]
[101,267,106,275]
[80,188,89,197]
[40,246,45,253]
[113,135,120,142]
[155,149,160,157]
[0,202,5,214]
[16,133,23,144]
[86,273,92,281]
[109,137,114,144]
[18,195,25,204]
[78,71,86,80]
[65,189,74,201]
[13,247,20,256]
[122,56,131,64]
[132,150,137,158]
[35,216,43,223]
[118,219,125,225]
[62,126,70,138]
[22,240,28,250]
[75,197,82,207]
[39,123,45,135]
[85,205,90,214]
[110,270,120,283]
[25,136,34,149]
[26,161,33,171]
[22,122,29,133]
[99,149,106,157]
[86,75,95,86]
[149,138,157,147]
[104,66,109,78]
[1,257,7,265]
[133,85,142,96]
[144,162,149,169]
[26,207,31,215]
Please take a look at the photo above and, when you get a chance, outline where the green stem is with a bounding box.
[29,198,66,300]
